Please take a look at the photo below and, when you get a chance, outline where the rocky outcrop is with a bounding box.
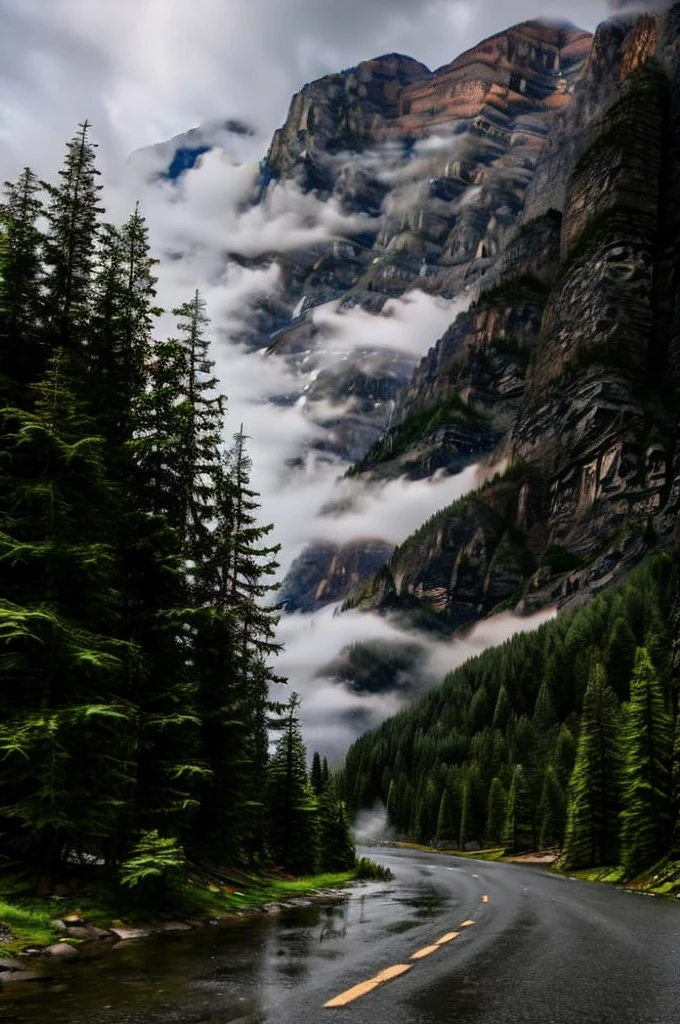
[345,8,680,629]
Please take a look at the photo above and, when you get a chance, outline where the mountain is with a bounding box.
[140,11,678,644]
[281,10,680,628]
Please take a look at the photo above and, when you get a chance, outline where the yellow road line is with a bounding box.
[481,895,489,903]
[410,944,440,960]
[460,919,475,927]
[324,964,412,1008]
[435,931,460,944]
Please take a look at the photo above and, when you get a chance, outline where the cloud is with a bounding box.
[309,465,483,547]
[311,292,466,359]
[277,603,557,762]
[0,0,607,182]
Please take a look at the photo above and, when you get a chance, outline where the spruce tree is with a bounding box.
[539,766,566,849]
[562,665,621,869]
[0,350,134,877]
[267,695,320,874]
[42,123,103,357]
[620,647,673,874]
[484,777,508,847]
[435,790,456,845]
[503,765,532,854]
[0,167,45,397]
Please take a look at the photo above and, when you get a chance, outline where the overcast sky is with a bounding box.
[0,0,613,179]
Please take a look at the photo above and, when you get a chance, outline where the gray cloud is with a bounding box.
[0,0,608,181]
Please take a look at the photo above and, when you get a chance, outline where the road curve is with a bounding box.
[255,846,680,1024]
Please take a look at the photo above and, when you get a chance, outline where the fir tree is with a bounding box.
[539,766,566,849]
[484,777,508,846]
[503,765,532,854]
[267,695,320,874]
[0,167,45,396]
[42,123,103,356]
[619,647,673,875]
[0,350,134,876]
[562,665,621,869]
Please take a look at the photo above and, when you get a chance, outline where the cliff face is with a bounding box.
[347,7,680,629]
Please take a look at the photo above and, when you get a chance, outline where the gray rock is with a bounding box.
[110,927,152,941]
[46,942,79,957]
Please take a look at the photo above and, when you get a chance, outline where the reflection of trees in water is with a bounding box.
[319,903,349,943]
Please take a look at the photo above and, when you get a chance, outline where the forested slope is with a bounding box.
[0,125,354,892]
[340,553,680,872]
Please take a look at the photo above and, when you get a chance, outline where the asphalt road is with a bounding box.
[3,847,680,1024]
[254,847,680,1024]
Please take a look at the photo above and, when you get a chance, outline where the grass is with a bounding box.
[393,842,506,862]
[552,858,680,899]
[0,866,371,954]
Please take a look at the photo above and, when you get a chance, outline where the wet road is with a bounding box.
[2,847,680,1023]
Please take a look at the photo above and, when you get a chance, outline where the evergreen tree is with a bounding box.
[503,765,532,854]
[492,682,512,731]
[318,789,355,871]
[435,790,456,844]
[484,777,508,846]
[0,350,134,877]
[267,695,320,874]
[311,752,324,796]
[620,647,673,875]
[0,167,45,396]
[539,766,566,849]
[42,122,103,356]
[562,665,621,869]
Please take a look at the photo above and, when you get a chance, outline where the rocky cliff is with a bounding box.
[348,8,680,630]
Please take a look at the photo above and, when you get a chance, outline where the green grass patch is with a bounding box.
[0,868,363,953]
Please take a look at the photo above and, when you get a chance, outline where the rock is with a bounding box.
[0,957,24,971]
[157,922,192,933]
[0,969,42,983]
[61,912,84,925]
[46,943,79,957]
[110,927,152,941]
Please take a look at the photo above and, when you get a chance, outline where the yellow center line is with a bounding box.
[323,964,412,1008]
[435,931,460,944]
[460,919,476,927]
[410,944,441,960]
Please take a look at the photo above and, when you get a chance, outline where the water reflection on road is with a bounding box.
[0,861,449,1024]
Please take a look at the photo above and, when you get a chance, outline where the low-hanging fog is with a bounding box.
[106,134,561,762]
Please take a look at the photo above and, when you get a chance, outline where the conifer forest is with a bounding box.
[0,125,355,891]
[340,555,680,873]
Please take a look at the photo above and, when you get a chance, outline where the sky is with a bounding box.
[0,0,630,757]
[0,0,613,180]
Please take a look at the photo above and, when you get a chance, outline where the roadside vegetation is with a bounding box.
[340,552,680,881]
[0,124,372,951]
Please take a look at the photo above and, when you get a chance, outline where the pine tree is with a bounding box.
[484,777,508,847]
[539,766,566,849]
[620,647,673,875]
[435,790,456,845]
[562,665,621,869]
[318,789,355,871]
[503,765,532,854]
[267,695,320,874]
[0,350,134,877]
[492,683,512,731]
[42,123,103,357]
[311,752,324,796]
[0,167,45,397]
